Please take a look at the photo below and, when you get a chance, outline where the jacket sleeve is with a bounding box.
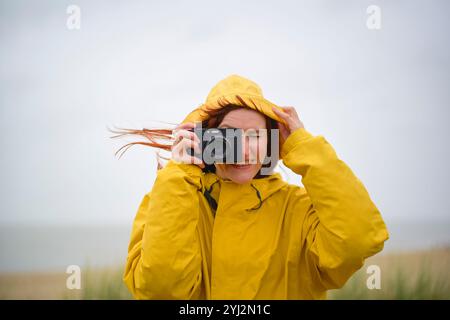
[123,160,204,299]
[281,128,389,290]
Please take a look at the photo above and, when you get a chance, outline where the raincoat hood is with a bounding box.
[181,74,289,157]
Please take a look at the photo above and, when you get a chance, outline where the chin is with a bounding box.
[226,165,261,184]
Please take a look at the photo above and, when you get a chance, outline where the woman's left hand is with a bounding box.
[272,106,305,146]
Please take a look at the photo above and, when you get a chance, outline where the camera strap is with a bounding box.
[203,180,219,216]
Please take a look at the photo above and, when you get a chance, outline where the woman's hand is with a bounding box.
[171,122,205,169]
[272,106,305,147]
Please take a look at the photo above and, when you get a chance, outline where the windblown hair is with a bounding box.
[109,95,278,173]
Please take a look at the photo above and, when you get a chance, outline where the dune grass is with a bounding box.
[75,247,450,300]
[329,247,450,299]
[328,262,450,299]
[63,266,132,300]
[1,247,448,299]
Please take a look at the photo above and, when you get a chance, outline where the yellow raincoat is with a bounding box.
[123,75,389,299]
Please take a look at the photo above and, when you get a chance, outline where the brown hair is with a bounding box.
[109,96,278,175]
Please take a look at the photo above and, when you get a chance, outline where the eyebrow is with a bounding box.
[219,123,264,130]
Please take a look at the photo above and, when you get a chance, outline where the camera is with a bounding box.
[187,127,243,166]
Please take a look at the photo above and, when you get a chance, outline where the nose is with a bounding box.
[240,134,250,164]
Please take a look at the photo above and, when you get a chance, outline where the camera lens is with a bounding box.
[210,135,228,160]
[202,128,243,164]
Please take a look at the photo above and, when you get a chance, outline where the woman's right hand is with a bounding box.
[171,122,205,169]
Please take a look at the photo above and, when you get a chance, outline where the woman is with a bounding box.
[119,74,389,299]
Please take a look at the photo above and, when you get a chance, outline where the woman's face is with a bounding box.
[214,108,268,184]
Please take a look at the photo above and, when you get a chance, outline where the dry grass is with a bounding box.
[329,246,450,299]
[0,247,449,299]
[0,271,68,300]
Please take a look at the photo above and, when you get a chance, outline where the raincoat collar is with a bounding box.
[202,171,287,212]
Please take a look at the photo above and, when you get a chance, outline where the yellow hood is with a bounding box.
[181,74,288,127]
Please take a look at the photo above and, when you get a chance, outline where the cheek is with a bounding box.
[251,137,267,162]
[258,137,267,153]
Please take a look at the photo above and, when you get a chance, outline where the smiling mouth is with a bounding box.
[231,164,252,169]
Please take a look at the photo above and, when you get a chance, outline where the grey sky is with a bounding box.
[1,0,449,229]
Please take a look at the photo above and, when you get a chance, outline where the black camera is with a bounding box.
[187,127,243,167]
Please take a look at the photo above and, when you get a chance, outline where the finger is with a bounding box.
[272,106,295,128]
[179,152,205,168]
[174,129,201,144]
[175,122,196,130]
[172,141,202,165]
[174,154,204,168]
[175,127,202,143]
[283,107,304,130]
[285,106,299,118]
[178,137,201,154]
[280,106,296,116]
[277,122,290,140]
[272,106,289,118]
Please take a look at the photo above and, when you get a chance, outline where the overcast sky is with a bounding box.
[0,0,449,228]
